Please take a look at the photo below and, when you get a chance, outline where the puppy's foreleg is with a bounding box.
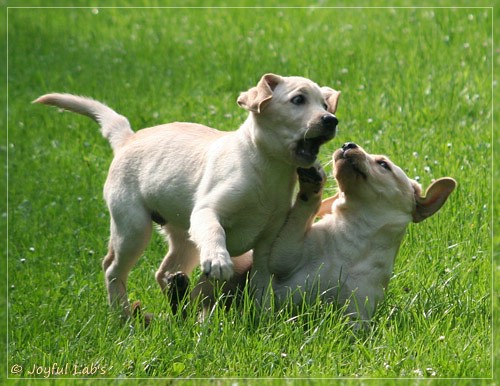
[155,225,200,292]
[189,208,234,280]
[293,165,326,228]
[268,165,326,278]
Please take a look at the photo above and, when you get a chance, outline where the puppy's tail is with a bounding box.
[34,93,134,152]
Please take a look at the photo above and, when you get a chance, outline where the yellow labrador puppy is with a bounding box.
[266,142,456,320]
[193,142,456,322]
[34,74,340,319]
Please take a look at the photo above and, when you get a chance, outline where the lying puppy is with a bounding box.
[34,74,340,319]
[193,142,456,322]
[267,142,456,320]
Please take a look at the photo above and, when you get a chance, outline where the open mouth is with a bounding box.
[295,134,334,165]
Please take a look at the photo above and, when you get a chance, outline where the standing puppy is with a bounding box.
[35,74,340,319]
[267,142,456,320]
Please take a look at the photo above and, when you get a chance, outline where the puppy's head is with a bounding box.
[237,73,341,167]
[332,143,456,222]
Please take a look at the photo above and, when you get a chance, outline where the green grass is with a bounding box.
[5,2,494,384]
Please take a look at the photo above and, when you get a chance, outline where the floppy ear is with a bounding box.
[321,87,341,114]
[237,73,282,113]
[412,178,457,223]
[316,193,339,218]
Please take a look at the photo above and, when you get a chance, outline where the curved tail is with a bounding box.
[34,93,134,152]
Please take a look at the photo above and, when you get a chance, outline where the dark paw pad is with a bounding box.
[297,165,326,200]
[165,272,190,315]
[297,165,326,185]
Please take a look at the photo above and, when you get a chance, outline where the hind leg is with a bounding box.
[155,225,200,290]
[103,208,152,318]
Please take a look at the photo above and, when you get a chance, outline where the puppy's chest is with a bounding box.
[225,194,290,255]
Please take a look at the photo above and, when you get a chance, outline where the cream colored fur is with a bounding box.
[194,143,456,322]
[34,74,340,318]
[266,143,456,320]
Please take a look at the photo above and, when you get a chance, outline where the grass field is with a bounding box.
[5,2,495,384]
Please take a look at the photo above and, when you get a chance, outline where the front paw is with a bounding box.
[297,164,326,201]
[201,250,234,280]
[297,164,326,185]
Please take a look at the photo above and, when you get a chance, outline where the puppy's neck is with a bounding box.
[330,193,411,250]
[323,194,409,292]
[333,193,412,227]
[238,114,264,144]
[238,115,292,166]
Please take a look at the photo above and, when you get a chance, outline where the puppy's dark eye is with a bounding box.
[291,95,306,105]
[377,160,391,171]
[323,103,328,110]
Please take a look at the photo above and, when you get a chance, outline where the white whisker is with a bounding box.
[322,158,334,169]
[303,128,311,141]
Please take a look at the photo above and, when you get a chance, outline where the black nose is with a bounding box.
[322,114,338,129]
[342,142,358,151]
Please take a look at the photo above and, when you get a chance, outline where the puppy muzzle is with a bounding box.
[295,114,338,166]
[334,142,368,179]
